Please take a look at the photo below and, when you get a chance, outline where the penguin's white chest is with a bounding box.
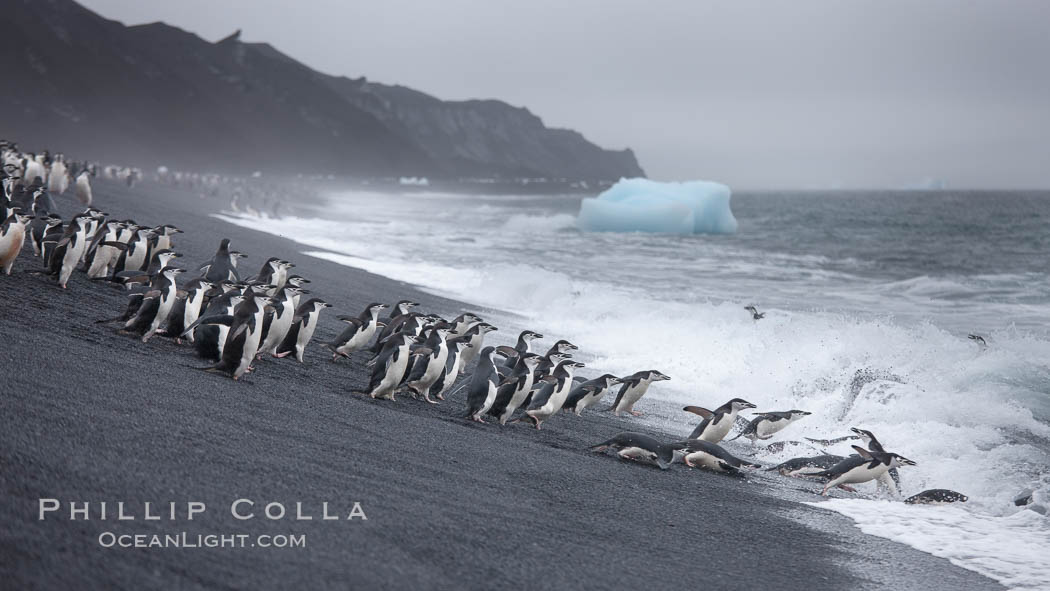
[420,347,448,383]
[0,226,25,265]
[755,419,784,439]
[618,447,657,463]
[385,347,411,383]
[579,386,609,410]
[616,380,650,411]
[297,314,318,348]
[540,381,573,416]
[839,461,889,485]
[479,382,498,414]
[684,451,729,472]
[350,321,378,348]
[700,411,737,443]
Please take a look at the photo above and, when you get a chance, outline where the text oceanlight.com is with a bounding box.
[98,532,306,549]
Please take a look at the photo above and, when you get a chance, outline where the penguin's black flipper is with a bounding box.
[275,321,302,356]
[181,314,233,340]
[494,345,518,359]
[683,405,713,418]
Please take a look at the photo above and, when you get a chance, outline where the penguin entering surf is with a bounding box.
[968,334,988,350]
[744,305,765,321]
[608,370,670,416]
[673,439,762,473]
[686,398,756,442]
[728,410,811,443]
[812,445,916,496]
[765,455,847,477]
[904,489,968,505]
[589,432,677,470]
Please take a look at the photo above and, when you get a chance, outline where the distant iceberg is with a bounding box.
[576,178,737,234]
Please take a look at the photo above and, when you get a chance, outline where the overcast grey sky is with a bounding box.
[81,0,1049,189]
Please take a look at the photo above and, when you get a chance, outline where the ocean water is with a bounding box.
[215,188,1050,588]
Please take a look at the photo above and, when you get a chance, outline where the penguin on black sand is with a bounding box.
[487,353,544,425]
[357,333,416,401]
[564,374,622,416]
[323,302,388,361]
[589,432,678,470]
[274,298,332,362]
[521,359,585,429]
[257,285,304,358]
[675,439,762,473]
[0,211,32,275]
[400,321,454,402]
[197,289,268,380]
[464,346,505,422]
[608,370,670,416]
[163,277,214,344]
[47,214,91,288]
[427,336,473,402]
[200,238,241,283]
[120,267,185,343]
[370,300,419,353]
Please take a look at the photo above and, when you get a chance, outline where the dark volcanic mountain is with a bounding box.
[0,0,644,181]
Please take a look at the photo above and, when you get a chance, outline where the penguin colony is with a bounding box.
[1,139,969,504]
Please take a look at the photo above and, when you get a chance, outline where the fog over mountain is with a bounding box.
[79,0,1050,189]
[0,0,643,181]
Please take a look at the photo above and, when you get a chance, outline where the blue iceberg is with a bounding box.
[577,178,738,234]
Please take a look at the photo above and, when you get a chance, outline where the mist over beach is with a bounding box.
[3,1,1049,589]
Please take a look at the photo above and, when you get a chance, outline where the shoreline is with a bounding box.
[0,178,1003,589]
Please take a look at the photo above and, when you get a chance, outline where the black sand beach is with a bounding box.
[0,179,1001,590]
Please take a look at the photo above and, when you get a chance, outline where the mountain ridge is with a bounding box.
[0,0,644,181]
